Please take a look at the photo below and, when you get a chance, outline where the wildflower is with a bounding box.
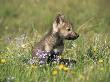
[28,59,36,65]
[39,59,46,65]
[98,59,103,63]
[35,49,49,64]
[6,47,10,51]
[52,70,58,75]
[58,64,64,70]
[7,76,15,82]
[21,44,26,48]
[31,64,37,68]
[63,66,69,71]
[93,46,97,52]
[36,49,48,59]
[0,59,6,63]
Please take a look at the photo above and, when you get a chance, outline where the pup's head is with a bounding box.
[52,14,79,40]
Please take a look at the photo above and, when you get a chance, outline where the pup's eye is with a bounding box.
[67,28,70,31]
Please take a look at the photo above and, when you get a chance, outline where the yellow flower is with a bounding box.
[63,66,69,71]
[1,59,6,63]
[52,70,58,75]
[93,48,96,52]
[31,65,37,68]
[98,59,103,63]
[93,47,97,52]
[58,64,64,70]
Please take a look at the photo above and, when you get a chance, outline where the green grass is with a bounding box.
[0,0,110,82]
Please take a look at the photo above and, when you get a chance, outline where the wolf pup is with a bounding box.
[32,14,79,65]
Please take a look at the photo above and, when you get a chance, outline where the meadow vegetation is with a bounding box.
[0,0,110,82]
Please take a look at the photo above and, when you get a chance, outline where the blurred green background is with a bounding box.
[0,0,110,37]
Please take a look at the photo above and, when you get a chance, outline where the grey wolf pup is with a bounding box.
[32,14,79,65]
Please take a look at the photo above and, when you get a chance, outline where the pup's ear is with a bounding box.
[55,14,64,24]
[52,14,64,33]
